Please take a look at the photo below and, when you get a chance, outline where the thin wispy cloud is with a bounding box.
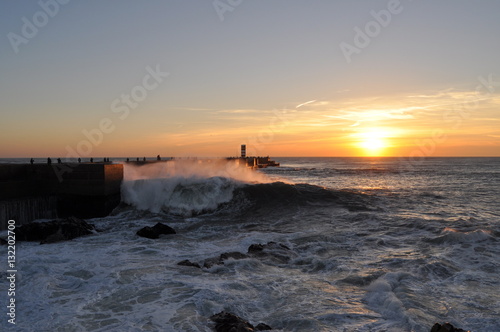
[296,100,317,108]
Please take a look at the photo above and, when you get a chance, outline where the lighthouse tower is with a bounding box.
[241,144,246,158]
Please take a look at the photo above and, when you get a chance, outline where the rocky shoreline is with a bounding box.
[7,216,96,244]
[1,218,473,331]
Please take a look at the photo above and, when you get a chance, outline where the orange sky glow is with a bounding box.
[2,90,499,158]
[1,2,499,158]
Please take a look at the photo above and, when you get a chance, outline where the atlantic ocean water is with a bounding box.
[1,157,499,331]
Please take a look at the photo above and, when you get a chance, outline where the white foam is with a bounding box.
[121,176,236,215]
[120,159,271,216]
[364,272,410,320]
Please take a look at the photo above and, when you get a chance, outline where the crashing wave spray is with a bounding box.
[120,159,271,216]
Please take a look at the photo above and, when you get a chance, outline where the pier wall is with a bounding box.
[0,163,123,229]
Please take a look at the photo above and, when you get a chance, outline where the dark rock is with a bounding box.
[177,260,201,269]
[151,222,176,234]
[210,311,255,332]
[209,311,273,331]
[203,257,225,269]
[430,322,470,332]
[16,217,95,244]
[201,251,248,269]
[184,243,294,271]
[136,222,176,239]
[248,243,265,253]
[247,241,295,264]
[255,323,273,330]
[248,242,290,253]
[220,251,248,261]
[136,226,156,239]
[195,242,295,270]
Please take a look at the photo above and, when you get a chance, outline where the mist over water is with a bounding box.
[121,159,272,216]
[122,159,272,183]
[1,157,499,331]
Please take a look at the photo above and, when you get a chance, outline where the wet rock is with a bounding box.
[15,217,95,244]
[210,311,253,332]
[177,260,201,269]
[136,227,159,239]
[220,251,249,261]
[151,222,176,234]
[136,222,176,239]
[181,243,294,270]
[210,311,272,331]
[430,322,470,332]
[203,257,225,269]
[255,323,273,330]
[192,242,295,269]
[247,241,295,264]
[203,252,249,269]
[248,241,291,253]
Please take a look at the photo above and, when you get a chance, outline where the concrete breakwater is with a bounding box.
[0,163,122,230]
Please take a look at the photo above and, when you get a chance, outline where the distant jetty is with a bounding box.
[125,156,279,169]
[228,145,280,168]
[226,156,280,168]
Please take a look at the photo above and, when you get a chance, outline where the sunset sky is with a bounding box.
[1,0,499,158]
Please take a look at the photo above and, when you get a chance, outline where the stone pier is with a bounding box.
[0,163,123,230]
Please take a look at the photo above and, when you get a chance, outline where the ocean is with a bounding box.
[1,157,499,331]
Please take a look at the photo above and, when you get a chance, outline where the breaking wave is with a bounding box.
[119,159,380,217]
[121,176,238,216]
[120,159,268,216]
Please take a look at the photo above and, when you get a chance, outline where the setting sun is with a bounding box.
[356,129,388,156]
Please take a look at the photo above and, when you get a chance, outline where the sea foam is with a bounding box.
[121,159,271,216]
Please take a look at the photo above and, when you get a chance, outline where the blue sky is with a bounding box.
[1,0,499,157]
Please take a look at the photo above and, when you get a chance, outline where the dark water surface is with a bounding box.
[1,157,498,331]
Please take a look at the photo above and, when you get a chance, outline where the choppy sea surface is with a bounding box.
[1,157,499,331]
